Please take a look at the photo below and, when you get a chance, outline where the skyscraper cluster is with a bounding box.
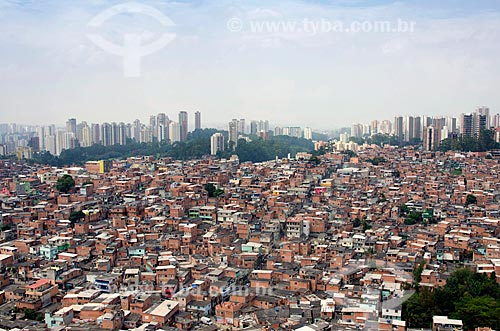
[349,107,498,151]
[224,118,314,151]
[250,120,269,136]
[0,111,201,156]
[460,106,490,138]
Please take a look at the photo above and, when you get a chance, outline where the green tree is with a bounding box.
[341,150,357,158]
[366,157,386,165]
[309,156,320,165]
[362,220,372,232]
[32,130,315,166]
[402,287,439,328]
[348,136,364,145]
[413,260,425,286]
[366,133,399,146]
[377,193,387,203]
[56,174,75,193]
[23,309,37,320]
[439,129,500,152]
[452,296,500,330]
[409,137,422,146]
[69,210,85,223]
[353,218,361,228]
[0,223,12,231]
[204,183,216,198]
[312,132,329,141]
[466,194,477,206]
[404,268,500,329]
[399,204,410,216]
[405,211,423,225]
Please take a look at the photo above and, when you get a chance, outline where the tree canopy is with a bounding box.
[69,210,85,223]
[204,183,223,198]
[403,268,500,330]
[349,133,421,147]
[55,174,75,193]
[228,136,314,163]
[439,129,500,152]
[466,194,477,206]
[31,130,314,166]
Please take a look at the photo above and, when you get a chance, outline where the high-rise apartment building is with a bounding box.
[140,126,152,143]
[80,122,92,147]
[158,123,169,142]
[56,131,76,155]
[492,114,500,128]
[169,121,181,143]
[210,132,224,155]
[133,120,141,142]
[363,124,371,136]
[91,123,100,145]
[423,126,437,151]
[393,116,404,143]
[413,116,422,140]
[117,122,127,145]
[156,113,167,126]
[475,112,489,137]
[445,116,457,134]
[45,134,57,156]
[351,124,363,138]
[461,108,490,137]
[303,127,313,140]
[228,119,239,149]
[460,113,474,137]
[156,113,169,142]
[66,118,77,135]
[404,116,414,142]
[195,111,201,130]
[237,119,245,135]
[111,122,119,145]
[441,126,449,142]
[379,120,392,134]
[261,120,269,133]
[476,106,490,128]
[179,111,188,142]
[37,126,46,151]
[100,123,113,146]
[339,132,349,143]
[126,123,132,140]
[370,120,379,135]
[149,115,156,130]
[250,121,258,136]
[250,120,269,135]
[288,127,302,138]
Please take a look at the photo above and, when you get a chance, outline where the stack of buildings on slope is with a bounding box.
[0,146,499,330]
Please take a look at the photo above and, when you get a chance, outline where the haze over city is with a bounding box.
[1,0,500,128]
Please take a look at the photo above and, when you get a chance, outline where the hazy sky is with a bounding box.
[1,0,499,130]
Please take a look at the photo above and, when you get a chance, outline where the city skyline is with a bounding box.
[1,0,500,128]
[0,105,496,130]
[3,106,500,158]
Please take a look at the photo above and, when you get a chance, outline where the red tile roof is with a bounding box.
[27,278,50,289]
